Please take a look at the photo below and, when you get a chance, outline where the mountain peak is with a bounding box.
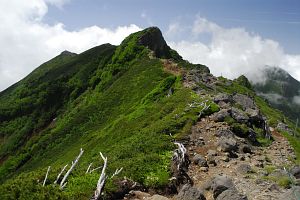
[60,50,77,57]
[137,26,172,58]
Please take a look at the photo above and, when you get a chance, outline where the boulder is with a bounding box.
[145,195,169,200]
[215,129,234,137]
[291,166,300,179]
[279,186,300,200]
[245,108,263,126]
[207,149,218,156]
[176,184,206,200]
[207,150,217,166]
[192,154,208,167]
[230,108,249,123]
[211,175,234,198]
[236,164,252,174]
[239,144,252,154]
[200,167,209,172]
[201,179,212,191]
[216,189,248,200]
[211,109,230,122]
[232,94,255,110]
[217,136,238,152]
[214,93,232,103]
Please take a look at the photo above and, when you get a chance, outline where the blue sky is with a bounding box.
[1,0,300,91]
[46,0,300,53]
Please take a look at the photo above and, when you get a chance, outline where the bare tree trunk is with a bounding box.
[54,164,68,184]
[174,142,187,169]
[92,152,108,200]
[43,166,51,186]
[60,148,84,189]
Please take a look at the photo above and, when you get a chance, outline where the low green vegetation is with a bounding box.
[0,27,220,199]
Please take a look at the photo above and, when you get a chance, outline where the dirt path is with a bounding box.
[185,117,296,200]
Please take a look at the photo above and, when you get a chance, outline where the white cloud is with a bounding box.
[167,17,300,83]
[45,0,70,8]
[293,95,300,105]
[0,0,141,91]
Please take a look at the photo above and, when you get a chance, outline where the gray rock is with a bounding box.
[277,122,289,131]
[232,94,255,110]
[176,184,206,200]
[220,156,230,162]
[245,108,263,124]
[211,109,230,122]
[201,179,212,190]
[279,186,300,200]
[236,164,252,174]
[207,150,217,156]
[268,183,280,191]
[145,195,169,200]
[216,189,248,200]
[217,136,238,152]
[230,108,249,123]
[207,155,217,166]
[290,166,300,179]
[200,167,209,172]
[215,129,234,137]
[192,154,208,167]
[211,175,234,198]
[214,93,231,103]
[270,169,287,177]
[239,144,252,154]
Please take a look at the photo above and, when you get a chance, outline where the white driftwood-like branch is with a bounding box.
[43,166,51,186]
[90,166,102,173]
[92,152,108,200]
[61,182,68,189]
[86,163,93,174]
[60,148,84,189]
[198,101,210,118]
[110,167,123,179]
[54,164,68,184]
[174,142,187,170]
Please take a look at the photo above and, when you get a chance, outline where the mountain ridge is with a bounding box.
[0,27,299,200]
[251,66,300,122]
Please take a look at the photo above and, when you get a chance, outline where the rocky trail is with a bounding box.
[124,65,300,200]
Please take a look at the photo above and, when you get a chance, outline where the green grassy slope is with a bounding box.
[0,27,219,199]
[0,27,299,199]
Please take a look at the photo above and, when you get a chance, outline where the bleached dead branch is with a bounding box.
[86,163,93,174]
[54,164,68,184]
[92,152,108,200]
[110,167,123,179]
[198,101,210,117]
[43,166,51,186]
[60,148,84,189]
[174,142,187,170]
[90,166,102,173]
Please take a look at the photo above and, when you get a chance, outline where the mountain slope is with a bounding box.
[0,27,299,200]
[252,66,300,122]
[0,27,219,199]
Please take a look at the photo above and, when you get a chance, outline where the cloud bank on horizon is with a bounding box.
[0,0,141,91]
[0,0,300,91]
[167,17,300,83]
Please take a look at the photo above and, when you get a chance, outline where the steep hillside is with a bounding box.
[252,66,300,122]
[0,27,299,200]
